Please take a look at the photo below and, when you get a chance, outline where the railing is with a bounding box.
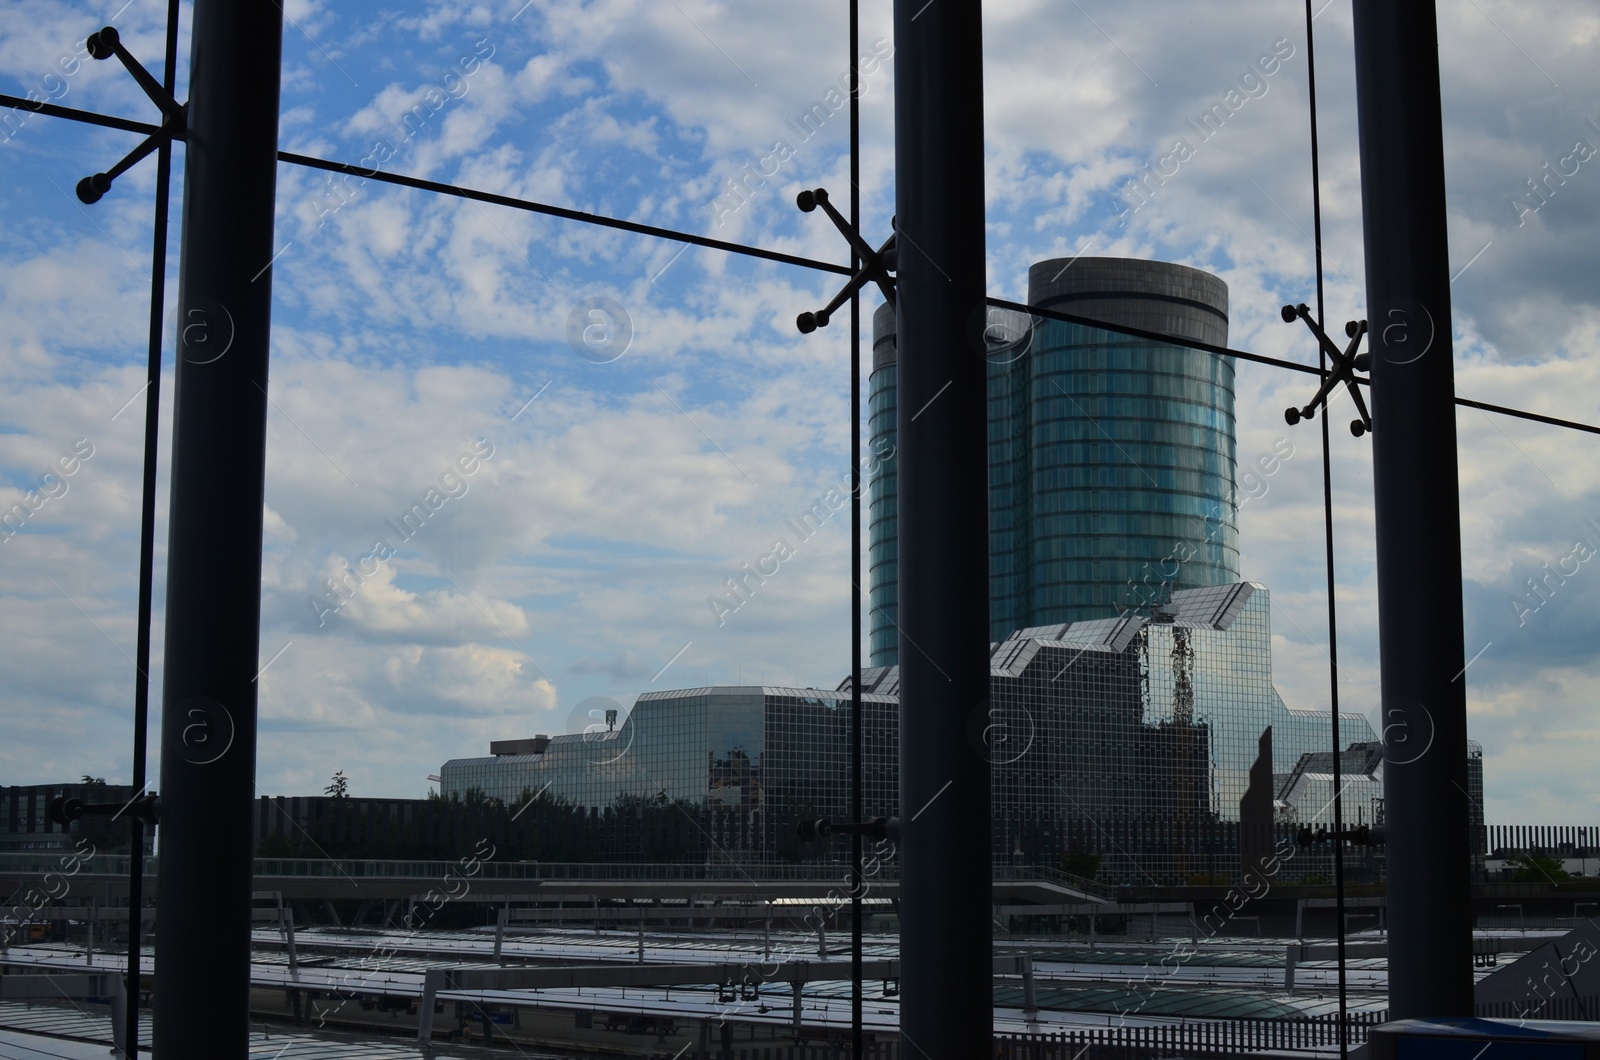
[993,864,1118,900]
[0,853,1112,893]
[249,859,880,882]
[0,853,154,877]
[721,1045,893,1059]
[1477,997,1598,1022]
[703,1015,1385,1059]
[991,1014,1384,1057]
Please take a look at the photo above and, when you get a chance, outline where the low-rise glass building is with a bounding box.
[1276,737,1486,879]
[442,582,1385,881]
[441,687,899,821]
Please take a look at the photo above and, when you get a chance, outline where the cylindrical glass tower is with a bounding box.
[1003,257,1236,631]
[868,303,899,667]
[867,258,1238,667]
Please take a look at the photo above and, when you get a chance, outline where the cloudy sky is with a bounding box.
[1,0,1597,827]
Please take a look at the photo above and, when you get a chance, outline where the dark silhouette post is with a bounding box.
[152,0,283,1054]
[893,0,992,1055]
[1238,727,1274,877]
[1351,0,1473,1019]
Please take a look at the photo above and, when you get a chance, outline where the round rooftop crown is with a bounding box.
[1028,256,1229,348]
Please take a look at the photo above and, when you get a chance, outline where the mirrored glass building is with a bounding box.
[441,582,1382,882]
[870,257,1240,668]
[440,255,1427,883]
[441,686,898,822]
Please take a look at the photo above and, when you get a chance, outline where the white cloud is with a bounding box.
[1,0,1598,829]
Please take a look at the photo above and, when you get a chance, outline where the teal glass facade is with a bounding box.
[869,259,1239,668]
[868,306,899,666]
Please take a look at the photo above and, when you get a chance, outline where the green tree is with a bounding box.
[1505,853,1573,883]
[324,770,350,799]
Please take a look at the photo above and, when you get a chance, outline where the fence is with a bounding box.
[992,1015,1383,1057]
[1486,825,1600,857]
[9,785,1588,885]
[719,1046,893,1060]
[1476,997,1599,1022]
[705,1016,1388,1059]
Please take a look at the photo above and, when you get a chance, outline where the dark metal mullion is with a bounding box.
[894,0,991,1051]
[124,0,181,1052]
[848,0,865,1055]
[151,0,284,1051]
[1301,1,1348,1051]
[1353,0,1474,1020]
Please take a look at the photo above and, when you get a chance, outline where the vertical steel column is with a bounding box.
[125,5,181,1055]
[1351,0,1472,1020]
[152,0,283,1055]
[849,0,865,1042]
[893,0,991,1055]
